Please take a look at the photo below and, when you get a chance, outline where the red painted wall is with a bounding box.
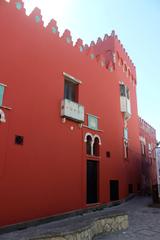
[139,118,157,190]
[0,0,156,227]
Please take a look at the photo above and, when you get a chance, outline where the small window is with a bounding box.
[64,79,78,102]
[86,135,92,155]
[15,135,24,145]
[88,115,98,130]
[120,84,125,97]
[0,85,5,106]
[106,151,111,158]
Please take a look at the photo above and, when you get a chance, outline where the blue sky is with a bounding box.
[23,0,160,140]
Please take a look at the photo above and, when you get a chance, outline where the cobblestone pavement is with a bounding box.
[94,196,160,240]
[0,196,159,240]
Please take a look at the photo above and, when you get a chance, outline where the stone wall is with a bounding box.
[32,213,128,240]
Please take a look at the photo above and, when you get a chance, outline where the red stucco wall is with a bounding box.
[0,0,156,227]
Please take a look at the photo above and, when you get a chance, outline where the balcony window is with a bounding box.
[64,79,78,102]
[126,87,130,99]
[62,73,84,122]
[120,84,125,97]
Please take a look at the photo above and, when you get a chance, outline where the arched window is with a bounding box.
[86,135,92,155]
[93,137,100,156]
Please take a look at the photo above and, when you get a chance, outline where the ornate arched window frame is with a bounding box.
[84,133,101,156]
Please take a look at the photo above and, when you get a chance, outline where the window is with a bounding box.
[0,84,5,106]
[88,115,98,130]
[64,79,78,102]
[93,137,100,156]
[148,143,152,154]
[106,151,111,158]
[85,133,101,156]
[86,135,92,155]
[15,135,24,145]
[124,141,128,159]
[124,128,128,140]
[126,87,130,99]
[120,84,130,99]
[140,142,146,156]
[120,84,125,97]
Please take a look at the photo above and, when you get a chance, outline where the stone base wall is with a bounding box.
[32,214,128,240]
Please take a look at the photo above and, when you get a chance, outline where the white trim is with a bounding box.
[86,113,100,119]
[0,109,6,123]
[63,72,82,84]
[84,132,93,142]
[0,83,7,87]
[119,80,124,85]
[1,106,12,110]
[93,134,102,145]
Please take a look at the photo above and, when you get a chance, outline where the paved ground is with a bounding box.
[94,196,160,240]
[0,196,160,240]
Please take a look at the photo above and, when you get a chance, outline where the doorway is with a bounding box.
[87,160,98,204]
[110,180,119,201]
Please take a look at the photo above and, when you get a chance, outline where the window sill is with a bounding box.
[83,124,103,132]
[86,154,101,160]
[1,105,12,110]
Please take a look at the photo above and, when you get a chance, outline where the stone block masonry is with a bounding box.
[30,213,128,240]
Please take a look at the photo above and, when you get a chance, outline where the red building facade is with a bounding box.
[139,118,157,192]
[0,0,157,227]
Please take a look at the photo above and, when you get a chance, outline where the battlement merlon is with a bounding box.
[139,117,156,137]
[91,30,137,83]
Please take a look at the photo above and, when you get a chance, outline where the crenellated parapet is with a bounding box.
[2,0,136,82]
[90,30,137,84]
[139,117,156,137]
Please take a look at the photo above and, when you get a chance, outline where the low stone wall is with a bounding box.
[31,213,128,240]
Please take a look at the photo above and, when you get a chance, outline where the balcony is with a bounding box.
[120,96,131,120]
[61,99,84,122]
